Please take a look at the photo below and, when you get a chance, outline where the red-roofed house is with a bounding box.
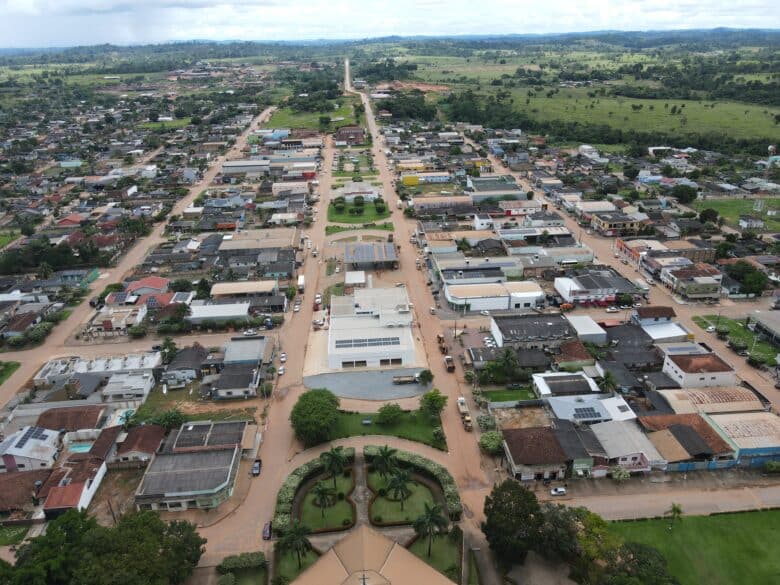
[57,213,86,228]
[41,455,108,519]
[126,276,170,296]
[111,424,165,468]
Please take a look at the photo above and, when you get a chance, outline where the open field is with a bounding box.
[268,96,360,130]
[692,198,780,232]
[692,315,778,365]
[611,511,780,585]
[332,410,445,449]
[139,117,192,130]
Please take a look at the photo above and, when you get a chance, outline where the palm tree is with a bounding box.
[387,469,413,512]
[600,370,617,393]
[311,481,335,519]
[413,502,448,558]
[38,261,53,280]
[320,446,348,491]
[498,348,519,381]
[666,503,682,530]
[277,521,312,569]
[160,336,177,365]
[373,445,398,480]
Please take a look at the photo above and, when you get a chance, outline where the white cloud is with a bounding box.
[0,0,777,47]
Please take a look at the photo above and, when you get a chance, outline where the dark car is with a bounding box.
[262,521,272,540]
[252,459,262,476]
[151,344,162,351]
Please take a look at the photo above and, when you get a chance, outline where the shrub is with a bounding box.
[273,448,355,534]
[765,461,780,473]
[378,487,387,497]
[217,574,236,585]
[374,515,382,524]
[476,415,497,431]
[375,403,404,426]
[337,492,345,501]
[217,551,267,574]
[364,445,462,520]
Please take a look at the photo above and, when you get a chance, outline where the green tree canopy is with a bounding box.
[482,480,542,565]
[420,388,447,419]
[290,389,340,447]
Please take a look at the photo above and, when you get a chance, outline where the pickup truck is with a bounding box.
[444,355,455,372]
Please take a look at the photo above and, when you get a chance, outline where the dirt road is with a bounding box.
[0,106,275,409]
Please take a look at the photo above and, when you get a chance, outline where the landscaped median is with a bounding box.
[692,314,778,365]
[273,448,356,535]
[364,445,462,520]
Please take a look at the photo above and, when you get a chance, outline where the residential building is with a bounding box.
[738,215,765,230]
[590,212,640,237]
[111,424,165,468]
[632,306,676,326]
[532,372,601,397]
[101,372,154,402]
[590,420,666,473]
[187,302,250,325]
[502,427,568,481]
[36,405,106,432]
[554,268,639,305]
[662,353,737,388]
[162,344,209,389]
[0,426,59,473]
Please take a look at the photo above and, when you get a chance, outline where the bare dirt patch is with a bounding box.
[378,81,451,92]
[88,468,145,525]
[492,406,551,430]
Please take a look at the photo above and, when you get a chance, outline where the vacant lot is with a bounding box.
[139,117,191,130]
[268,96,360,130]
[692,198,780,232]
[481,387,535,402]
[132,386,258,424]
[611,511,780,585]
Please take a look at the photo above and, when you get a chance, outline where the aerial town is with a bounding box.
[0,21,778,585]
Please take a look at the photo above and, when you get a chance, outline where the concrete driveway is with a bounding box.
[303,368,426,400]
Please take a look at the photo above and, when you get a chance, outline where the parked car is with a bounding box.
[479,310,490,316]
[151,344,162,351]
[633,303,642,308]
[605,306,619,313]
[252,459,262,476]
[550,487,567,496]
[279,352,287,363]
[262,521,272,540]
[706,325,716,332]
[278,366,286,375]
[293,305,301,312]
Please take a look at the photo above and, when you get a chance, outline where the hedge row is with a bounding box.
[273,448,355,534]
[364,445,462,520]
[217,551,267,574]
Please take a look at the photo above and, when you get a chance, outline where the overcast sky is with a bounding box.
[1,0,778,48]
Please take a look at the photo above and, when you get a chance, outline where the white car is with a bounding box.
[605,307,619,313]
[706,325,716,332]
[279,352,287,363]
[479,310,490,316]
[277,366,285,376]
[550,487,567,496]
[293,305,301,313]
[243,329,257,336]
[307,241,313,249]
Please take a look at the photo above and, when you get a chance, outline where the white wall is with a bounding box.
[78,461,107,510]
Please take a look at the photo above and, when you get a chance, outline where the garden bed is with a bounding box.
[295,469,356,533]
[367,470,436,526]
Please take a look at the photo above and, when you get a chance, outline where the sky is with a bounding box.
[0,0,778,48]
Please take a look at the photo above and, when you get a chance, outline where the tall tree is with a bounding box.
[482,480,542,565]
[420,388,447,419]
[320,446,348,491]
[290,389,340,447]
[387,469,413,512]
[413,502,449,558]
[160,336,177,365]
[311,482,335,519]
[277,522,312,570]
[373,445,398,479]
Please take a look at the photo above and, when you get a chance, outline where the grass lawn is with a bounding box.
[323,283,345,307]
[276,550,318,582]
[0,361,21,385]
[409,533,462,581]
[327,203,391,224]
[481,387,535,402]
[139,117,191,130]
[611,511,780,585]
[368,471,435,525]
[268,97,360,130]
[325,222,394,236]
[692,315,778,365]
[692,199,780,232]
[0,525,27,546]
[332,410,446,450]
[0,232,19,249]
[233,567,268,585]
[298,471,355,532]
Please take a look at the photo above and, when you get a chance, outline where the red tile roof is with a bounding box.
[117,424,165,456]
[502,427,567,465]
[126,276,170,293]
[36,405,106,432]
[43,482,85,510]
[668,353,733,374]
[0,470,52,512]
[637,414,732,454]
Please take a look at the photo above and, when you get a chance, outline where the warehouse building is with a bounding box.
[443,281,544,312]
[490,314,574,350]
[708,412,780,468]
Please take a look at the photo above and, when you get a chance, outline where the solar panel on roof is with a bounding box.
[573,407,600,419]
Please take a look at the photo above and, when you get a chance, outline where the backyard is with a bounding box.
[0,525,27,546]
[367,470,436,524]
[332,410,445,449]
[298,471,355,532]
[327,202,390,224]
[692,198,780,232]
[480,387,536,402]
[611,511,780,585]
[692,315,778,365]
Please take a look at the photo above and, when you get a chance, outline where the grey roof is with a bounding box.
[172,421,247,451]
[215,363,257,391]
[554,420,592,460]
[493,314,573,343]
[543,374,594,396]
[344,242,398,264]
[606,324,654,348]
[168,345,208,371]
[547,396,610,423]
[598,361,640,388]
[137,448,238,496]
[570,268,638,294]
[669,424,713,458]
[224,337,267,364]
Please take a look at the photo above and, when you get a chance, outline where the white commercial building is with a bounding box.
[443,281,544,312]
[327,288,416,370]
[662,353,737,388]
